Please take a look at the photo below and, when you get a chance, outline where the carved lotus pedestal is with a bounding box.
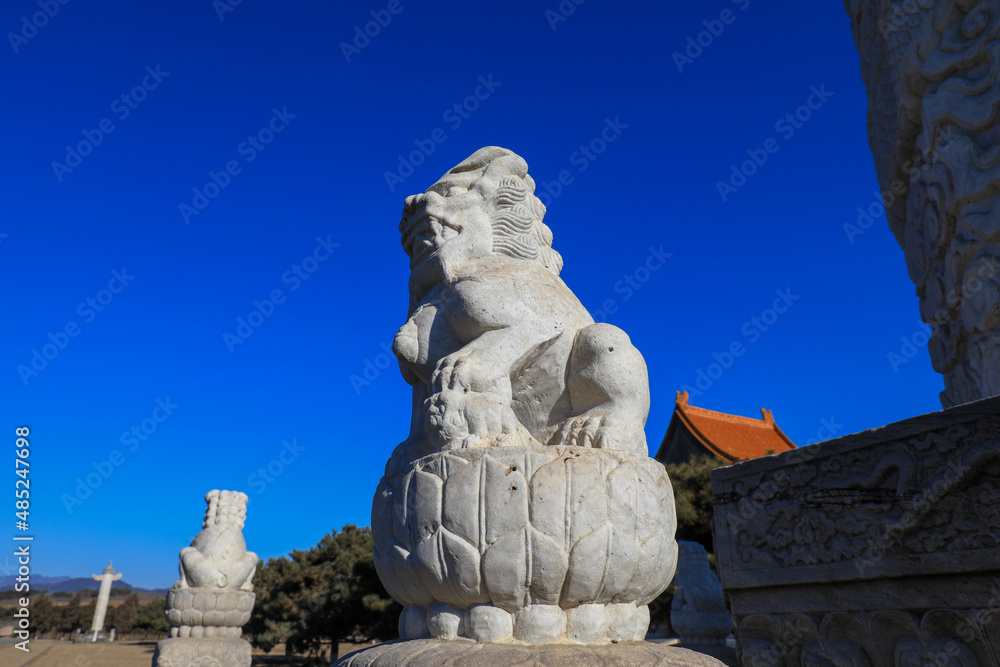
[339,445,726,665]
[154,588,255,666]
[374,445,675,643]
[164,587,255,637]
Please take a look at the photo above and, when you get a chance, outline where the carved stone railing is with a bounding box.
[712,395,1000,666]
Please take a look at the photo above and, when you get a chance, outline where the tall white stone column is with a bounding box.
[846,0,1000,406]
[90,560,122,639]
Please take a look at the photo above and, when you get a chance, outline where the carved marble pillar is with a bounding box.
[846,0,1000,407]
[152,490,258,667]
[89,560,122,640]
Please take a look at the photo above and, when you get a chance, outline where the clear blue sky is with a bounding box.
[2,0,943,589]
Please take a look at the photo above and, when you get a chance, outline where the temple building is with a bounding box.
[654,391,796,465]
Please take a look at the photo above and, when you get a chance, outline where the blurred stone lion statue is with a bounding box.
[391,146,650,460]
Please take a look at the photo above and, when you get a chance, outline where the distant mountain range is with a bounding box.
[0,575,168,595]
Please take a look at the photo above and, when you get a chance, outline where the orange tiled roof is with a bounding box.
[673,391,795,462]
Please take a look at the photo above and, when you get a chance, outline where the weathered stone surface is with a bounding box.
[154,490,257,667]
[712,395,1000,665]
[846,0,1000,407]
[374,446,676,643]
[371,147,680,647]
[336,639,727,666]
[670,541,730,647]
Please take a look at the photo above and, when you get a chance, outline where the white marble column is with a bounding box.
[846,0,1000,406]
[90,560,122,637]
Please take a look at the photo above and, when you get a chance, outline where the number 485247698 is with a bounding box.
[15,427,29,528]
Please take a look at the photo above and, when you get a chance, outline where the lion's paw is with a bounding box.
[550,411,646,454]
[425,388,524,448]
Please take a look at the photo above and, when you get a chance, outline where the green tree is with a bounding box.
[59,592,97,633]
[134,598,170,634]
[664,455,727,554]
[246,551,300,654]
[247,525,400,660]
[112,593,140,634]
[28,593,59,634]
[648,455,727,631]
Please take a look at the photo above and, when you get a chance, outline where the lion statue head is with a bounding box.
[400,146,563,276]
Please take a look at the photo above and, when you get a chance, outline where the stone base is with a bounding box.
[153,637,251,667]
[676,643,738,667]
[336,639,728,666]
[401,601,652,644]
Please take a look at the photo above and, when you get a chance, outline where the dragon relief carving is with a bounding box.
[847,0,1000,406]
[724,421,1000,568]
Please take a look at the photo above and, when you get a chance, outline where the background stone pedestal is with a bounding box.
[671,541,731,648]
[153,637,252,667]
[336,639,727,666]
